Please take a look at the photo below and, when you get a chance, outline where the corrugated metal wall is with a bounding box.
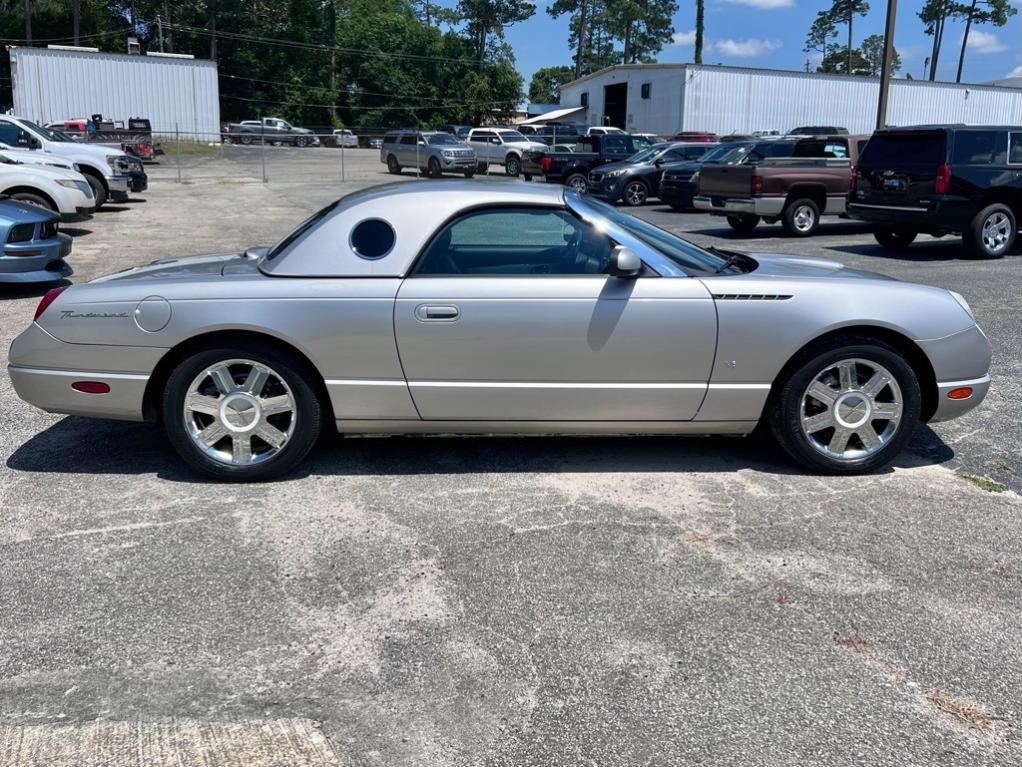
[10,47,221,141]
[560,64,1022,136]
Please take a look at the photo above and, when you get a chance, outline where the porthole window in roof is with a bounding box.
[350,218,396,260]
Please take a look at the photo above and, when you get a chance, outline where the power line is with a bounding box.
[0,28,132,45]
[221,92,518,111]
[219,72,497,105]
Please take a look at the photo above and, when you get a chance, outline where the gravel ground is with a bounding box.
[1,147,1020,766]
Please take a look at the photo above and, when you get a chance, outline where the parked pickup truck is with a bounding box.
[222,117,319,147]
[693,135,870,236]
[522,133,656,193]
[45,115,162,162]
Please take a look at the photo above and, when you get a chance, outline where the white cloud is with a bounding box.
[718,0,794,7]
[709,38,782,57]
[670,30,697,46]
[963,29,1006,54]
[1007,64,1022,77]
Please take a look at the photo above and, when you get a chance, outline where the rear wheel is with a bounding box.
[82,171,107,208]
[963,203,1015,259]
[768,339,920,474]
[565,173,588,194]
[162,343,323,482]
[782,198,820,237]
[294,136,308,148]
[874,229,918,249]
[239,134,253,146]
[621,179,649,207]
[726,214,760,234]
[9,191,54,212]
[387,155,402,175]
[505,155,522,177]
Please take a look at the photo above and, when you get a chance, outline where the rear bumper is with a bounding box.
[694,196,785,217]
[8,365,149,421]
[847,196,975,234]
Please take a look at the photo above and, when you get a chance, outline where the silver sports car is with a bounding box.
[8,182,991,481]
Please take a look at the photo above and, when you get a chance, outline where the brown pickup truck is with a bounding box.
[693,135,870,236]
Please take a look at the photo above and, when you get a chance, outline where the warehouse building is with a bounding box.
[8,45,221,141]
[558,63,1022,136]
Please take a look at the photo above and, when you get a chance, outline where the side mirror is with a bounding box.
[654,158,664,166]
[609,246,642,278]
[490,137,500,144]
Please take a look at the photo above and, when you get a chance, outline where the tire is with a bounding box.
[82,171,107,208]
[477,162,488,174]
[874,229,918,250]
[768,337,921,474]
[782,198,820,237]
[726,214,760,234]
[387,155,402,175]
[427,157,442,178]
[621,179,649,207]
[240,134,253,146]
[963,203,1016,259]
[162,342,323,482]
[505,155,521,177]
[294,136,308,148]
[270,140,283,147]
[463,170,475,179]
[524,173,533,182]
[9,191,55,212]
[564,172,588,194]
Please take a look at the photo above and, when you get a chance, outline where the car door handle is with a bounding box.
[415,304,460,321]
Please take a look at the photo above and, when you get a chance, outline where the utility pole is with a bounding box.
[876,0,898,129]
[157,15,164,52]
[24,0,32,45]
[209,0,218,60]
[73,0,80,45]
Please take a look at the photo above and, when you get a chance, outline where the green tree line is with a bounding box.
[0,0,531,129]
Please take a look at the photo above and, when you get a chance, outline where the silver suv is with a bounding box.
[380,130,477,178]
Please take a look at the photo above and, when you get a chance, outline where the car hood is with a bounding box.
[55,142,123,162]
[0,161,83,181]
[744,253,897,281]
[595,160,644,174]
[0,197,60,223]
[90,252,258,283]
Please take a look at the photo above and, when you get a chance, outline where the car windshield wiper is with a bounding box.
[709,246,748,273]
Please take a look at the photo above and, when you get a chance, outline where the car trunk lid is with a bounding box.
[855,130,948,207]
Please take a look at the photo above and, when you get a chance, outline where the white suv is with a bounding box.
[467,128,547,178]
[0,116,146,208]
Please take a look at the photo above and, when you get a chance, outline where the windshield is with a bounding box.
[702,143,749,163]
[19,119,71,142]
[499,130,527,142]
[427,134,462,146]
[265,200,341,261]
[582,197,731,275]
[626,145,667,164]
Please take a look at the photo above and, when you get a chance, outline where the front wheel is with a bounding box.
[874,229,918,250]
[621,180,649,207]
[477,162,488,174]
[294,136,308,148]
[768,339,921,474]
[726,214,760,234]
[564,173,588,194]
[963,203,1015,259]
[9,192,55,212]
[83,172,107,208]
[463,170,475,179]
[782,198,820,237]
[505,155,522,177]
[162,344,323,482]
[427,157,442,178]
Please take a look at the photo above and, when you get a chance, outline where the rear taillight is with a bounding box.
[849,166,857,191]
[751,174,763,196]
[34,286,68,321]
[540,156,552,172]
[935,164,952,194]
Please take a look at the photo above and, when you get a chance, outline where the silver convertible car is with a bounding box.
[8,182,990,481]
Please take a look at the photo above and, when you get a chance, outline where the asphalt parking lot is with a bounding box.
[1,146,1021,766]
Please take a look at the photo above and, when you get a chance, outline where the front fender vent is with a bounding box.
[712,294,793,301]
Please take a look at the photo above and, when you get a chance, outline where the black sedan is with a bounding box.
[587,142,716,207]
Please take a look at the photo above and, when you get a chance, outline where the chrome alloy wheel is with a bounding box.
[792,203,817,233]
[183,359,296,466]
[982,211,1012,253]
[799,358,903,462]
[623,181,648,206]
[567,175,588,194]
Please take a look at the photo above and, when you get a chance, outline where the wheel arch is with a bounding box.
[142,328,334,425]
[767,324,938,422]
[2,185,58,211]
[978,187,1022,219]
[77,164,109,192]
[784,184,827,211]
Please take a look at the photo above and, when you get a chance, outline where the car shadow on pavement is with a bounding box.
[6,415,954,483]
[687,222,876,240]
[62,227,92,238]
[0,279,71,300]
[828,242,994,262]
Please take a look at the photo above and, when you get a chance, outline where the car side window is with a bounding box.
[1011,133,1022,165]
[399,134,417,146]
[952,131,1004,165]
[603,136,627,153]
[0,121,20,145]
[470,132,491,143]
[414,207,615,276]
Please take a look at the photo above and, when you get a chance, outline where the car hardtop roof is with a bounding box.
[877,124,1019,133]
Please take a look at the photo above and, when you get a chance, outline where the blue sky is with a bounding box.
[490,0,1022,91]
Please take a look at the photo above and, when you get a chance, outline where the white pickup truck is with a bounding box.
[0,115,146,208]
[467,128,547,178]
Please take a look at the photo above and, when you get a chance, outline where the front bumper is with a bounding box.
[931,375,992,423]
[694,196,785,217]
[0,235,73,283]
[588,177,624,202]
[60,206,95,223]
[440,156,477,171]
[917,323,992,423]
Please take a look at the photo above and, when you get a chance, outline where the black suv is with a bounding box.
[849,125,1022,258]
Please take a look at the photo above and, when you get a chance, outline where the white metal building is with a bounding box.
[8,46,221,141]
[558,63,1022,136]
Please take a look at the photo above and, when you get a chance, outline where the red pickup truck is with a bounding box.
[693,135,870,236]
